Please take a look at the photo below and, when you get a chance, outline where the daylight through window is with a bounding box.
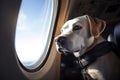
[15,0,58,70]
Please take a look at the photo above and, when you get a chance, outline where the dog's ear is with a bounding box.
[86,15,106,38]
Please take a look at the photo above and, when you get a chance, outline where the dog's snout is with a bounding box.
[55,36,66,44]
[58,36,66,44]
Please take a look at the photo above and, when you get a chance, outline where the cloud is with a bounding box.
[16,36,46,66]
[17,11,29,31]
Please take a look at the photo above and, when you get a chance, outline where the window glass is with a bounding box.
[15,0,58,70]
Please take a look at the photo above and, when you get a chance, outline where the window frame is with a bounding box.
[15,0,59,71]
[16,0,71,80]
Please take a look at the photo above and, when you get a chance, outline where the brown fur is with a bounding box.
[85,15,120,80]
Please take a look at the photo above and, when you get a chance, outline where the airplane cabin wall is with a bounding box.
[0,0,27,79]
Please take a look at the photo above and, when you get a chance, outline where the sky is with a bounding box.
[15,0,53,67]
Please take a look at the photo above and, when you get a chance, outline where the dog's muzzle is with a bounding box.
[55,36,72,54]
[55,36,66,46]
[58,48,73,54]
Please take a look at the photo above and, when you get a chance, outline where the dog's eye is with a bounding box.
[73,25,82,31]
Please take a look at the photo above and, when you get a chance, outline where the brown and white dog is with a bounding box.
[55,15,120,80]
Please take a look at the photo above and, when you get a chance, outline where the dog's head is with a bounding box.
[55,15,106,55]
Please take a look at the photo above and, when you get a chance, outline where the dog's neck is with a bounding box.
[86,36,105,52]
[73,36,105,58]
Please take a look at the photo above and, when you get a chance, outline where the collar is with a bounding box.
[77,41,113,69]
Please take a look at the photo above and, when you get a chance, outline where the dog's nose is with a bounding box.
[58,36,66,44]
[55,36,66,44]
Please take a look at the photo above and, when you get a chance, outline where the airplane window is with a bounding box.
[15,0,58,70]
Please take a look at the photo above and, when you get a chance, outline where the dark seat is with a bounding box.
[113,24,120,48]
[107,23,120,57]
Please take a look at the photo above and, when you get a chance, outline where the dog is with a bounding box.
[55,15,120,80]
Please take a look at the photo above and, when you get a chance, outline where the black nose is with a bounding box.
[57,36,66,45]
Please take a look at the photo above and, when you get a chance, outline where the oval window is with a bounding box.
[15,0,58,70]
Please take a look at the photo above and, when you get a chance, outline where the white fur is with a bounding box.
[87,69,104,80]
[55,16,94,55]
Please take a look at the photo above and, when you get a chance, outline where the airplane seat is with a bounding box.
[107,23,120,57]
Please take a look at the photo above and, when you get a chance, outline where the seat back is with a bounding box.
[107,23,120,57]
[114,24,120,48]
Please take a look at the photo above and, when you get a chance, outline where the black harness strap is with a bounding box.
[77,41,115,80]
[79,41,114,69]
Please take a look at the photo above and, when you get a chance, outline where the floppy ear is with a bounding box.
[86,15,106,38]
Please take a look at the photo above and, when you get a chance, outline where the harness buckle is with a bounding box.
[81,59,88,67]
[77,58,88,69]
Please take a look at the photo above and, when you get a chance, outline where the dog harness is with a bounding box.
[76,41,117,80]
